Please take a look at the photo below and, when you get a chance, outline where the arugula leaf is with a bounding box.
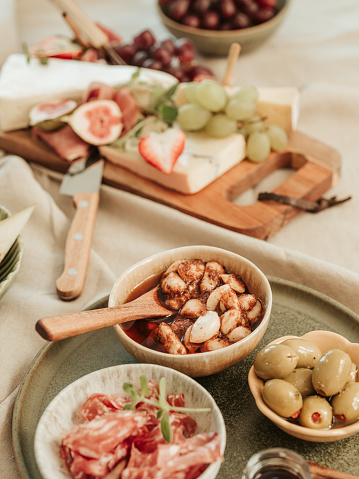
[122,376,211,443]
[140,375,149,397]
[161,411,173,443]
[158,104,178,124]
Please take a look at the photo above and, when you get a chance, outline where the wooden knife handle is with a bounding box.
[56,191,99,301]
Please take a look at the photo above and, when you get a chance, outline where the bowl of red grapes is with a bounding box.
[157,0,290,55]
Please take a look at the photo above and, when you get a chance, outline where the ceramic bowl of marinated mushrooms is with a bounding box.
[248,330,359,442]
[109,245,272,378]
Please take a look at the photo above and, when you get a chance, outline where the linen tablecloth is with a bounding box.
[1,0,359,477]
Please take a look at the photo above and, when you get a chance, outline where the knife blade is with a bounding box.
[56,150,104,301]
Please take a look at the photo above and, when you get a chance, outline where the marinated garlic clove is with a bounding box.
[177,259,205,283]
[298,395,333,429]
[246,299,262,324]
[220,309,246,335]
[283,368,316,398]
[163,259,184,275]
[227,325,251,342]
[262,379,303,418]
[154,323,187,355]
[254,344,299,380]
[161,272,186,295]
[238,294,257,311]
[190,311,220,343]
[183,325,201,353]
[219,287,240,313]
[199,261,225,293]
[332,382,359,423]
[206,284,231,311]
[348,362,358,382]
[220,273,246,293]
[200,337,230,352]
[312,349,352,397]
[180,298,207,318]
[281,338,322,369]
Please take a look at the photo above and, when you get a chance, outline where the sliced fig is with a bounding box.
[28,35,84,59]
[29,99,78,131]
[69,100,123,145]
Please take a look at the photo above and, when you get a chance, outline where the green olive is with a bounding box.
[281,338,322,369]
[254,344,299,380]
[332,382,359,423]
[262,379,303,417]
[312,349,352,397]
[298,395,333,429]
[283,368,315,398]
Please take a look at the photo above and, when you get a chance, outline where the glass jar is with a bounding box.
[242,448,312,479]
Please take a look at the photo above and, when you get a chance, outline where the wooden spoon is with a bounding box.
[36,288,173,342]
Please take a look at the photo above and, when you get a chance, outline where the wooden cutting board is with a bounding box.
[0,128,341,240]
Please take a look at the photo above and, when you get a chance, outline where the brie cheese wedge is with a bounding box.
[0,54,176,132]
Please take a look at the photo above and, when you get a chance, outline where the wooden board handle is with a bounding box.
[56,191,99,301]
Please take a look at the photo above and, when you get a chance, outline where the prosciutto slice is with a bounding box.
[60,383,223,479]
[32,125,90,161]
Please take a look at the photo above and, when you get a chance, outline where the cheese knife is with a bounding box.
[56,150,104,301]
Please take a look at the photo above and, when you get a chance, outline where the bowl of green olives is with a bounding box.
[248,330,359,442]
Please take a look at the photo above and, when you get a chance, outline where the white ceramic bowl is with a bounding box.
[157,0,290,56]
[109,245,272,378]
[34,363,226,479]
[0,205,23,300]
[248,330,359,442]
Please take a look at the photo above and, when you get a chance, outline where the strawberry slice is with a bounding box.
[138,128,186,174]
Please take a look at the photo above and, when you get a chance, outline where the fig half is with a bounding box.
[29,99,78,131]
[69,100,123,145]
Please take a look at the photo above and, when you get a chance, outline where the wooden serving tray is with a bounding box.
[0,129,341,240]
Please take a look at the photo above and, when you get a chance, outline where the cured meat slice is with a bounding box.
[83,82,117,102]
[62,410,150,458]
[32,124,90,161]
[114,87,140,134]
[81,393,125,421]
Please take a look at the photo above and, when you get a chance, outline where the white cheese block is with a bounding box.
[0,54,177,132]
[101,131,246,195]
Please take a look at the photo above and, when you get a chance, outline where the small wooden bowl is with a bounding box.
[248,331,359,442]
[0,205,24,300]
[109,245,272,378]
[157,0,290,56]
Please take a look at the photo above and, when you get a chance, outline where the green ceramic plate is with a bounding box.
[12,277,359,479]
[0,206,24,300]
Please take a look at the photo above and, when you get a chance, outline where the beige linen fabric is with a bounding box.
[1,0,359,477]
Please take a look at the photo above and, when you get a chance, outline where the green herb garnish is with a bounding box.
[123,376,211,443]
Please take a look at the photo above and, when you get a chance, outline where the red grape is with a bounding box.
[193,0,212,13]
[133,30,156,50]
[221,0,237,19]
[117,44,136,63]
[257,0,278,8]
[168,0,190,21]
[175,37,196,62]
[183,14,201,28]
[232,12,251,29]
[160,39,176,55]
[151,46,172,66]
[201,11,220,29]
[253,7,276,23]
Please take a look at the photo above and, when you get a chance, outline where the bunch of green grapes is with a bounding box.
[176,80,288,163]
